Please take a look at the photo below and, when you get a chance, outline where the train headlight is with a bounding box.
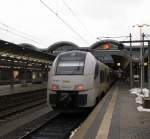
[75,84,85,91]
[51,84,59,91]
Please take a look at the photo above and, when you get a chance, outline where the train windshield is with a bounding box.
[56,52,86,75]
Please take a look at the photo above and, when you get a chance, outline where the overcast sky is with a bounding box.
[0,0,150,48]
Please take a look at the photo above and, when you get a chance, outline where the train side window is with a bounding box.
[104,69,107,81]
[100,71,102,82]
[94,64,99,79]
[107,70,109,81]
[100,70,104,83]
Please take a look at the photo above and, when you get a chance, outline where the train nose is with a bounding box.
[59,93,71,102]
[56,93,73,107]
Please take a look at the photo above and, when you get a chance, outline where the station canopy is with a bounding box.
[0,39,55,69]
[46,41,79,56]
[90,39,130,70]
[0,39,131,70]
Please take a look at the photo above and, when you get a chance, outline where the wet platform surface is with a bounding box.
[71,81,150,139]
[0,83,47,96]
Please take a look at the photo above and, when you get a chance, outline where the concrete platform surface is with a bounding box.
[71,81,150,139]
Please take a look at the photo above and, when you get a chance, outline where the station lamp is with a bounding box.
[144,62,148,66]
[117,63,121,67]
[1,53,8,57]
[10,55,15,58]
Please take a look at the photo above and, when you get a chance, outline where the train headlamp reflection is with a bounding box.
[75,84,85,91]
[51,84,59,91]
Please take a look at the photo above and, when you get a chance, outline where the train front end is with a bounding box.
[47,51,96,110]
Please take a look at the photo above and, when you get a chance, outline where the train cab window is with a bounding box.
[56,61,84,75]
[94,64,99,79]
[56,52,86,75]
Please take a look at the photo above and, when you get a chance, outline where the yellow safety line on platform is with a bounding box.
[95,87,118,139]
[71,85,117,139]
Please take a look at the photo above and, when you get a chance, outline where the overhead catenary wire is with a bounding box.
[40,0,89,45]
[0,26,46,47]
[62,0,95,39]
[98,35,130,39]
[97,35,130,41]
[0,22,47,46]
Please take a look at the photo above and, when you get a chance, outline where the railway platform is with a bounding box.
[71,81,150,139]
[0,83,47,96]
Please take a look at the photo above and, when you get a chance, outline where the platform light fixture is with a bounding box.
[9,55,15,58]
[117,63,120,67]
[16,55,21,59]
[144,62,148,66]
[1,53,8,57]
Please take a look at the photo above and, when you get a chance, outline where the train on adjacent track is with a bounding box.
[47,50,116,111]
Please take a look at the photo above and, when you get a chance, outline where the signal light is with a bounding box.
[51,84,59,91]
[75,84,85,91]
[103,43,111,49]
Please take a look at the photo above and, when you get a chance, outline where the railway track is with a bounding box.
[1,111,60,139]
[0,100,46,125]
[20,112,90,139]
[0,88,91,139]
[0,89,46,123]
